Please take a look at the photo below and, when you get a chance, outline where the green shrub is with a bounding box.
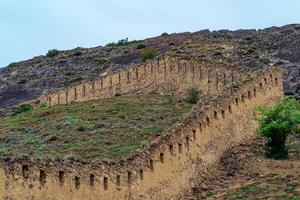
[247,46,259,56]
[39,103,47,108]
[11,104,33,116]
[76,126,86,131]
[137,43,146,49]
[284,91,294,96]
[260,58,270,65]
[141,48,157,62]
[186,87,199,104]
[255,98,300,159]
[7,62,16,68]
[73,50,82,56]
[94,58,108,65]
[161,32,169,36]
[275,61,284,66]
[46,49,60,57]
[107,38,139,47]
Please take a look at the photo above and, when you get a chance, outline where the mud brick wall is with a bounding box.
[0,68,283,200]
[38,54,250,106]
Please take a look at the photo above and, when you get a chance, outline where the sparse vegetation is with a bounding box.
[94,58,108,65]
[255,98,300,159]
[186,87,199,104]
[73,50,82,56]
[46,49,60,57]
[275,60,285,66]
[247,46,259,56]
[107,38,140,47]
[136,43,146,49]
[259,58,270,65]
[186,135,300,199]
[73,51,82,56]
[141,48,157,62]
[223,174,300,199]
[0,94,192,161]
[11,104,33,117]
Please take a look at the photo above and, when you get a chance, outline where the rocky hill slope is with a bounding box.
[181,136,300,199]
[1,24,299,109]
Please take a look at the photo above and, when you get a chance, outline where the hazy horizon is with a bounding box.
[1,0,300,67]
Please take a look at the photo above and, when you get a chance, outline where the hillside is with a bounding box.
[0,51,286,199]
[0,24,300,109]
[181,136,300,200]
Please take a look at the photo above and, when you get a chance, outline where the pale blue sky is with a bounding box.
[1,0,300,67]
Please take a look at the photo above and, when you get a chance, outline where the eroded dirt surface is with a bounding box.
[181,136,300,200]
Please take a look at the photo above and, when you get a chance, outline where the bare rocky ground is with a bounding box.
[180,136,300,200]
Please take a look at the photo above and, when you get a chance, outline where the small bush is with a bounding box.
[73,50,82,56]
[294,26,300,31]
[260,58,270,65]
[107,38,139,47]
[161,32,169,36]
[141,48,157,62]
[213,52,223,58]
[76,126,86,132]
[11,104,33,116]
[46,49,60,58]
[255,98,300,159]
[275,61,284,66]
[247,46,258,55]
[137,43,146,49]
[284,91,294,96]
[94,58,108,65]
[7,62,16,68]
[39,103,47,108]
[186,87,199,104]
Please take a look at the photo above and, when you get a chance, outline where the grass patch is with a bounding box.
[0,94,192,161]
[223,175,300,199]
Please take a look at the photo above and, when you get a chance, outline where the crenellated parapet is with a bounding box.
[36,54,254,107]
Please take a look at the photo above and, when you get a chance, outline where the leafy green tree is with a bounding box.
[255,98,300,159]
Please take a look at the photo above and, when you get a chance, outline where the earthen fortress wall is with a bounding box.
[0,54,283,200]
[38,54,252,106]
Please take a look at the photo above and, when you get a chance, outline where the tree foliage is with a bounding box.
[255,98,300,159]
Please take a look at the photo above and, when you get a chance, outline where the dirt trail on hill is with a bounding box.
[179,137,300,200]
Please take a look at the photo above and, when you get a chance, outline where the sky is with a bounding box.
[0,0,300,68]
